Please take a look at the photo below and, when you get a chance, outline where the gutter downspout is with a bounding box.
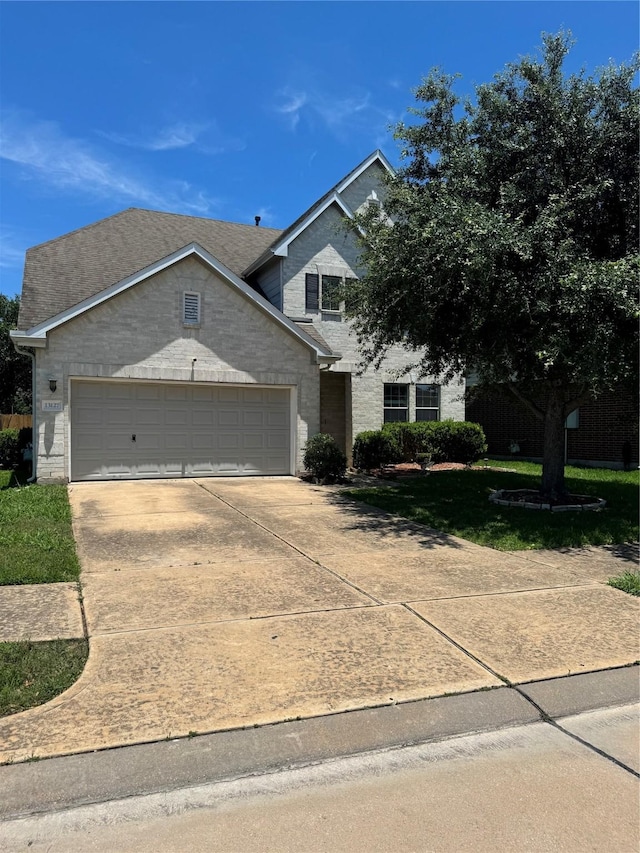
[12,342,37,482]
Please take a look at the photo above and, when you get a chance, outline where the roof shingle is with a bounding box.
[19,208,282,330]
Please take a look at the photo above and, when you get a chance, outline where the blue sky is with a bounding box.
[1,1,637,299]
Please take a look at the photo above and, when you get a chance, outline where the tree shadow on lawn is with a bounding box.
[336,469,640,552]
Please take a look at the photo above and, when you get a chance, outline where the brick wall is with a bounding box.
[467,387,639,468]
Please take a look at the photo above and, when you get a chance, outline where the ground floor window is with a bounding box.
[383,383,408,423]
[416,384,440,421]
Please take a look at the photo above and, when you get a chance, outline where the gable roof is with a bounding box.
[12,243,338,361]
[243,150,394,276]
[18,208,282,331]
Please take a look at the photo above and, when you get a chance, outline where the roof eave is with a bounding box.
[9,331,47,348]
[16,244,334,359]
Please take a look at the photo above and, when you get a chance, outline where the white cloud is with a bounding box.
[274,90,308,130]
[99,120,245,156]
[0,112,219,215]
[0,229,26,269]
[273,84,397,144]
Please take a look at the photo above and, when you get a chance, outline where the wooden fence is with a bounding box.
[0,414,32,430]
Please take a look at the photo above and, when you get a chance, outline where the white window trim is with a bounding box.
[383,383,409,423]
[183,291,201,326]
[415,384,440,421]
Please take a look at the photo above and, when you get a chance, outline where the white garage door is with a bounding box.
[71,380,292,481]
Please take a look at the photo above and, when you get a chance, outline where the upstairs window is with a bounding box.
[183,291,201,325]
[305,272,357,314]
[383,383,408,423]
[321,275,341,312]
[416,384,440,421]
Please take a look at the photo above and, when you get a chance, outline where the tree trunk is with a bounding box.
[540,387,567,499]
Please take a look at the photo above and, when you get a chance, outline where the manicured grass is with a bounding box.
[342,460,639,551]
[0,470,80,585]
[608,572,640,597]
[0,639,88,717]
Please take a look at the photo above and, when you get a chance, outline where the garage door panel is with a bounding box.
[218,388,240,403]
[217,433,240,450]
[192,411,214,426]
[267,434,288,450]
[165,410,188,426]
[137,409,163,425]
[266,411,288,427]
[75,408,103,427]
[106,385,135,401]
[243,411,265,427]
[243,434,265,450]
[192,387,214,402]
[166,435,188,450]
[107,408,134,426]
[218,411,240,427]
[165,387,188,402]
[71,381,292,481]
[136,386,162,401]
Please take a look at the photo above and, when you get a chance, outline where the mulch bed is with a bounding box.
[375,462,468,478]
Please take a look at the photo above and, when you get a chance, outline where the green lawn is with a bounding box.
[342,460,639,551]
[0,469,80,585]
[0,639,88,717]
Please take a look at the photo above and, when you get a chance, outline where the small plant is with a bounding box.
[607,572,640,596]
[302,433,347,483]
[416,452,432,471]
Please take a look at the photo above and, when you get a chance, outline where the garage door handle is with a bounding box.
[131,434,136,442]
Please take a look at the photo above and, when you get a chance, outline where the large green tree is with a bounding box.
[0,294,32,414]
[348,33,639,498]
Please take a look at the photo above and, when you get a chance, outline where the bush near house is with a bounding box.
[353,421,487,470]
[303,433,347,483]
[0,429,20,470]
[353,430,401,471]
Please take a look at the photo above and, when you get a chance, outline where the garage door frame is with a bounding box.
[68,377,298,481]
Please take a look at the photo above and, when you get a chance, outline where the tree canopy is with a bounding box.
[0,295,32,414]
[348,33,639,496]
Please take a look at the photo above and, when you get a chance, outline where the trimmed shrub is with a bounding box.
[428,420,487,463]
[303,433,347,483]
[353,430,400,470]
[381,421,438,461]
[375,421,487,465]
[0,428,20,469]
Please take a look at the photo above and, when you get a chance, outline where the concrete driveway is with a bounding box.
[0,477,637,764]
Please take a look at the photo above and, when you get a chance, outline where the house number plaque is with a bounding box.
[42,401,63,412]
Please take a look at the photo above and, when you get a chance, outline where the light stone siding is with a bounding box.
[339,160,389,214]
[281,181,466,457]
[34,256,319,482]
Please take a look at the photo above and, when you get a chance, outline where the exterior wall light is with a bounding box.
[49,379,57,393]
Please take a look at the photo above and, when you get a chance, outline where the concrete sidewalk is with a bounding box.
[1,683,638,851]
[0,477,637,766]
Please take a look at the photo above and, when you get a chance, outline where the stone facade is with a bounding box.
[277,179,465,454]
[34,256,319,481]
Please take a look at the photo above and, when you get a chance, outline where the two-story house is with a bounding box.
[11,151,464,482]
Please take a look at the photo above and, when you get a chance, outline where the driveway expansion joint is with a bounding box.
[401,602,511,687]
[195,480,383,606]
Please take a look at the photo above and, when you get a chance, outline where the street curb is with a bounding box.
[1,666,637,820]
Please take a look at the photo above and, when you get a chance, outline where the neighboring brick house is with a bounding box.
[11,151,465,483]
[466,387,639,470]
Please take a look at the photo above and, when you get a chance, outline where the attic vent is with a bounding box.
[183,291,201,325]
